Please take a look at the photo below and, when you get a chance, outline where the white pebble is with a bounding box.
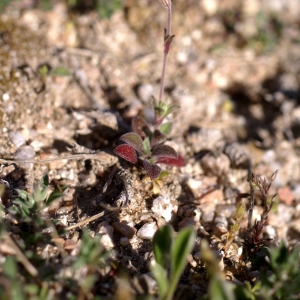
[137,222,157,240]
[9,131,26,147]
[14,145,35,160]
[2,93,9,101]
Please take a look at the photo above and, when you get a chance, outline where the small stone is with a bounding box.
[277,186,294,206]
[8,131,26,147]
[2,93,9,101]
[214,215,228,227]
[213,223,228,237]
[215,204,236,218]
[178,217,195,230]
[152,196,176,222]
[64,239,77,251]
[188,254,197,268]
[112,222,136,239]
[39,148,63,170]
[200,152,230,177]
[14,145,35,160]
[268,204,294,227]
[137,83,154,102]
[200,202,216,223]
[139,274,157,295]
[264,225,277,240]
[199,189,223,204]
[137,222,157,240]
[120,237,129,246]
[96,221,114,250]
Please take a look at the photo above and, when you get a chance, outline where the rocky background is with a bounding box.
[1,0,300,298]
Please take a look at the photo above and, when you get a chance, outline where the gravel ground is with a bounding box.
[1,0,300,299]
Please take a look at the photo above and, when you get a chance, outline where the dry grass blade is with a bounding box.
[159,0,171,9]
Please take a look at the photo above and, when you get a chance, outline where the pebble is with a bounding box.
[137,222,157,240]
[39,148,65,170]
[151,196,176,222]
[264,225,277,240]
[277,186,294,206]
[137,83,154,103]
[215,204,236,218]
[8,131,26,147]
[199,189,223,204]
[96,221,114,250]
[200,152,230,177]
[178,217,195,230]
[200,202,216,223]
[112,222,136,239]
[120,237,129,246]
[213,215,228,236]
[185,176,217,198]
[268,204,294,227]
[64,239,77,251]
[187,128,225,153]
[14,145,35,160]
[139,274,157,294]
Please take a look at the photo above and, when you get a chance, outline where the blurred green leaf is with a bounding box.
[153,224,173,269]
[150,262,168,299]
[97,0,122,19]
[46,185,68,206]
[51,67,71,77]
[169,226,195,300]
[171,226,195,281]
[209,278,236,300]
[159,122,173,136]
[142,137,151,156]
[3,256,18,279]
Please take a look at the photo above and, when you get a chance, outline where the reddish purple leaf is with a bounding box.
[152,145,177,160]
[120,132,143,153]
[143,160,161,180]
[114,144,137,164]
[151,130,167,147]
[132,116,150,138]
[156,154,186,167]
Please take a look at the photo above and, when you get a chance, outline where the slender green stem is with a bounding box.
[158,3,172,102]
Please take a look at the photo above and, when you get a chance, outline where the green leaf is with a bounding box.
[142,137,151,156]
[32,176,49,203]
[158,170,169,179]
[159,122,173,136]
[234,283,256,300]
[46,191,63,206]
[150,262,169,300]
[153,225,173,269]
[46,185,68,206]
[16,189,28,201]
[51,67,71,77]
[120,132,144,153]
[170,227,195,293]
[209,277,236,300]
[155,101,179,119]
[4,255,18,279]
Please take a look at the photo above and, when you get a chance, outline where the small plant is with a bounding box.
[150,224,196,300]
[114,107,185,180]
[114,0,185,180]
[72,230,111,297]
[245,170,278,249]
[9,175,67,227]
[223,200,246,254]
